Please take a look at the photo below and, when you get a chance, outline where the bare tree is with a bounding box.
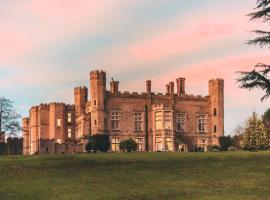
[0,97,21,137]
[237,0,270,101]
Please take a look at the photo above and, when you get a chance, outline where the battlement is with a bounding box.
[90,70,106,77]
[38,104,50,110]
[74,86,87,93]
[49,102,66,106]
[22,117,29,123]
[30,106,39,111]
[152,103,174,110]
[209,78,224,83]
[107,90,209,102]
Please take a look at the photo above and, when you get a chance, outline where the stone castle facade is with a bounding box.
[22,70,224,155]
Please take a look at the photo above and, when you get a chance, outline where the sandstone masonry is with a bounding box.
[22,70,224,155]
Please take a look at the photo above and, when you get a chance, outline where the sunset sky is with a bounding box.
[0,0,269,135]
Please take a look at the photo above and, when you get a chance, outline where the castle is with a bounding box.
[22,70,224,155]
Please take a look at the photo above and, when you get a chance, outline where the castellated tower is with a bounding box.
[74,86,88,117]
[22,117,30,155]
[29,106,39,155]
[208,79,224,145]
[90,70,107,135]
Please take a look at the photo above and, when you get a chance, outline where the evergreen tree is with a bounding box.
[262,108,270,135]
[237,0,270,101]
[241,112,269,150]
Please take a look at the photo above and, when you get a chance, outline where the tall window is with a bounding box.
[197,115,206,133]
[155,137,162,151]
[135,138,143,151]
[111,112,120,130]
[56,119,62,127]
[164,111,172,130]
[214,108,217,116]
[214,125,217,133]
[135,113,143,131]
[165,137,173,151]
[111,137,120,151]
[176,113,185,132]
[67,113,72,123]
[155,111,163,130]
[67,128,72,138]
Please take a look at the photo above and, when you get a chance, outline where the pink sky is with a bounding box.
[0,0,269,134]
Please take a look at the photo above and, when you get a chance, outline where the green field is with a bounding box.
[1,152,270,200]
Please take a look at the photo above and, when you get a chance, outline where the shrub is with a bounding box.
[207,145,220,152]
[119,138,138,152]
[0,142,7,155]
[196,146,205,152]
[85,133,110,153]
[228,146,237,151]
[219,136,233,151]
[85,136,94,152]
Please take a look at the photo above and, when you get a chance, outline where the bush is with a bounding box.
[85,136,94,152]
[207,145,220,152]
[219,136,233,151]
[228,146,237,151]
[119,138,138,152]
[85,133,110,153]
[196,146,205,152]
[0,142,7,155]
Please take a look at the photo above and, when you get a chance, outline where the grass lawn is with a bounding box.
[1,152,270,200]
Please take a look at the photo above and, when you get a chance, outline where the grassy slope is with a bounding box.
[0,152,270,200]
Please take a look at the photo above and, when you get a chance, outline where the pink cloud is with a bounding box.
[128,20,236,61]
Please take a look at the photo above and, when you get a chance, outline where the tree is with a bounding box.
[262,108,270,135]
[232,135,242,149]
[85,134,110,153]
[237,0,270,101]
[219,136,233,151]
[6,137,23,155]
[231,125,244,149]
[241,112,269,150]
[119,138,138,152]
[0,97,21,137]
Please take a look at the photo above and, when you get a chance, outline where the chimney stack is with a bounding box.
[166,84,170,95]
[146,80,151,93]
[176,78,185,95]
[169,81,174,95]
[110,78,119,94]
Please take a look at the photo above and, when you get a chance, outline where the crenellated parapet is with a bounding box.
[152,103,174,111]
[90,70,106,79]
[107,90,209,102]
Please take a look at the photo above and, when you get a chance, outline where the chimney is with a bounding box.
[166,84,170,95]
[146,80,151,93]
[176,78,185,95]
[110,78,119,94]
[169,81,174,95]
